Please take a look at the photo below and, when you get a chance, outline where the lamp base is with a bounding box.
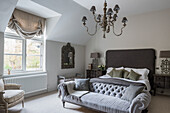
[92,58,98,70]
[160,58,170,74]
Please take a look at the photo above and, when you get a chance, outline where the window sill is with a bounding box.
[3,71,47,78]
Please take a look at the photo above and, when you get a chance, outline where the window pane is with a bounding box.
[4,55,22,71]
[27,40,41,55]
[26,56,41,70]
[4,38,22,54]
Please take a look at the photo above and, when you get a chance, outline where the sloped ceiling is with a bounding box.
[32,0,93,45]
[0,0,18,32]
[74,0,170,16]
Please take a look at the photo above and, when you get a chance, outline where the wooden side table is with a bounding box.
[154,74,170,95]
[86,70,106,78]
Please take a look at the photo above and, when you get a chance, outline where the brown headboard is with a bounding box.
[106,49,156,89]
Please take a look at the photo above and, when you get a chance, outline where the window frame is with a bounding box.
[4,32,44,74]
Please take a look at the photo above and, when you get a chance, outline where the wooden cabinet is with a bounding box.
[86,70,106,78]
[154,74,170,95]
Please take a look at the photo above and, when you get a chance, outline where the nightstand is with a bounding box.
[154,74,170,95]
[86,70,106,78]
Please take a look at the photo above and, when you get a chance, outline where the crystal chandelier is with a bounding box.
[82,0,128,38]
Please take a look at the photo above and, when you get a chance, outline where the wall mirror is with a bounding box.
[61,43,75,69]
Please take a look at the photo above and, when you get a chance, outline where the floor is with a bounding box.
[1,91,170,113]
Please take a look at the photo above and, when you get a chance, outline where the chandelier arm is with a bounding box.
[84,22,98,36]
[93,14,101,23]
[112,25,125,36]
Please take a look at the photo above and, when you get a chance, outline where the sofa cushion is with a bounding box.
[74,79,89,91]
[121,85,144,102]
[0,79,4,91]
[81,92,130,113]
[3,90,25,103]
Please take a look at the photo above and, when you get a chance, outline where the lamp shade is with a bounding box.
[160,51,170,58]
[90,53,100,58]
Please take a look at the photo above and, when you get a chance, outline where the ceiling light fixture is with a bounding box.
[82,0,128,38]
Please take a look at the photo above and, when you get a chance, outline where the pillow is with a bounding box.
[74,79,89,91]
[121,85,144,102]
[106,67,124,74]
[124,67,149,80]
[127,70,141,81]
[108,69,123,78]
[0,79,4,91]
[122,70,130,79]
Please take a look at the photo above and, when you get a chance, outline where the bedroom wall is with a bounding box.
[46,40,85,91]
[0,32,4,77]
[85,8,170,73]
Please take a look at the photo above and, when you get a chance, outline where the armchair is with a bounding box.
[0,79,25,113]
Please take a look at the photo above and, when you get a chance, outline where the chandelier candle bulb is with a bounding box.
[81,0,128,38]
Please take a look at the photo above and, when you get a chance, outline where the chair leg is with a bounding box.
[22,100,24,108]
[5,107,8,113]
[62,101,65,108]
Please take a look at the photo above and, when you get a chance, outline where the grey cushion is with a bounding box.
[81,92,130,113]
[123,70,130,79]
[74,79,89,91]
[121,85,144,102]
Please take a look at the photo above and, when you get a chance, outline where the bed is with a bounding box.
[105,49,156,90]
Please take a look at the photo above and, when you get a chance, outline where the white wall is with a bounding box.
[0,32,4,77]
[46,40,85,91]
[85,9,170,72]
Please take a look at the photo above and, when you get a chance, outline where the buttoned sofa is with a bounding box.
[59,78,151,113]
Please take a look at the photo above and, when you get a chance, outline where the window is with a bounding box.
[4,28,44,74]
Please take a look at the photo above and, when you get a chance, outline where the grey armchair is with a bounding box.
[0,79,25,113]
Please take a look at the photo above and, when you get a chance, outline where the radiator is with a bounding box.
[4,73,47,94]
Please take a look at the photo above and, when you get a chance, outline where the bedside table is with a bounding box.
[86,70,106,78]
[154,74,170,95]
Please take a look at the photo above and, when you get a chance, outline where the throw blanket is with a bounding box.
[65,81,89,97]
[90,77,151,91]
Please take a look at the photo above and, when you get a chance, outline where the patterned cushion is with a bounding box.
[0,79,4,91]
[90,82,127,98]
[3,90,25,103]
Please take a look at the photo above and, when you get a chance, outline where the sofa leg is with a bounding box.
[62,101,65,108]
[142,109,148,113]
[5,108,8,113]
[22,100,24,108]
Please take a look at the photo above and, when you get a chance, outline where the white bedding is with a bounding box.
[99,75,151,91]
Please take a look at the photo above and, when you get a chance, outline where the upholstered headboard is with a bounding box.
[106,49,156,89]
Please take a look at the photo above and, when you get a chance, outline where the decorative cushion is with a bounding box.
[124,67,149,80]
[0,79,4,91]
[3,90,25,103]
[127,70,141,81]
[74,79,89,91]
[121,85,144,102]
[122,70,130,79]
[108,69,123,78]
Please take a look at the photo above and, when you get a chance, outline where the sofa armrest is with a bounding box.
[58,81,75,99]
[0,91,7,105]
[129,91,151,113]
[4,84,21,90]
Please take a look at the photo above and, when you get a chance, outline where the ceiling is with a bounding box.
[74,0,170,16]
[16,0,61,18]
[1,0,170,45]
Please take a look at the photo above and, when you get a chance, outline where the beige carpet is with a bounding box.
[1,91,170,113]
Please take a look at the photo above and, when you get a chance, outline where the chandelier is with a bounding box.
[82,0,128,38]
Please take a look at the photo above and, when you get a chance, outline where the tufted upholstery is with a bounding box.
[90,82,127,98]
